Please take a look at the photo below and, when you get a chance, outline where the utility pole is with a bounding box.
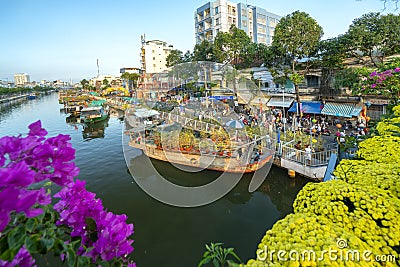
[97,59,100,77]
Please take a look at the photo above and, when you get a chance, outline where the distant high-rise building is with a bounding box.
[195,1,280,45]
[14,73,30,86]
[140,35,174,74]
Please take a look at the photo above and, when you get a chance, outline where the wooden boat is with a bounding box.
[80,106,109,124]
[124,61,276,173]
[125,108,275,173]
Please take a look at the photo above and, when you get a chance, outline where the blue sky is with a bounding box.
[0,0,397,83]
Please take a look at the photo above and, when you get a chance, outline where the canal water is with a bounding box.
[0,93,310,266]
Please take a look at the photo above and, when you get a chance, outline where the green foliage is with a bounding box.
[166,49,184,67]
[272,11,323,70]
[316,37,347,70]
[193,40,217,62]
[0,204,95,266]
[289,73,304,85]
[198,243,241,267]
[344,12,400,67]
[121,72,140,90]
[333,67,368,90]
[214,25,251,68]
[0,86,54,96]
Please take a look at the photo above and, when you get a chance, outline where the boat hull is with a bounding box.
[82,114,109,124]
[129,141,273,173]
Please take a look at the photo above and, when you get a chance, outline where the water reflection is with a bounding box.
[127,149,309,210]
[64,110,110,141]
[82,119,109,140]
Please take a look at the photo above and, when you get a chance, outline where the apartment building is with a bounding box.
[195,1,280,45]
[140,36,174,74]
[14,73,30,86]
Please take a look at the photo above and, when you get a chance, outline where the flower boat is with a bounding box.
[124,61,276,173]
[80,106,109,124]
[125,107,275,173]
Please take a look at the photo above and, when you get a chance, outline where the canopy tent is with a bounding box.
[321,102,362,118]
[288,101,323,114]
[249,96,271,107]
[89,100,107,107]
[133,108,160,118]
[266,97,294,108]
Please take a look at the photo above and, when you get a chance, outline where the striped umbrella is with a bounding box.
[225,120,245,129]
[226,120,245,141]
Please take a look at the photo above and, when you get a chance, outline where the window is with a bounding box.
[215,7,219,14]
[307,76,319,88]
[153,57,155,60]
[216,18,220,25]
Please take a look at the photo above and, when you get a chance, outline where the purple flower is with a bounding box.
[382,69,393,75]
[371,84,377,88]
[28,120,48,138]
[55,180,134,262]
[0,246,36,267]
[369,71,377,77]
[0,161,35,187]
[1,121,134,265]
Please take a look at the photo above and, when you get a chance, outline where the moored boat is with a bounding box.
[80,106,109,124]
[27,93,36,100]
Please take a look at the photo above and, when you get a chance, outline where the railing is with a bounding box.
[280,145,337,167]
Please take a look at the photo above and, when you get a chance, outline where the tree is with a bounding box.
[182,50,193,63]
[166,49,183,67]
[315,36,348,94]
[121,72,140,92]
[192,40,217,62]
[214,25,251,68]
[80,79,89,90]
[270,11,323,113]
[102,78,109,88]
[344,12,400,67]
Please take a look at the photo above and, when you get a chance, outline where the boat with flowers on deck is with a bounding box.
[80,106,109,124]
[125,106,275,173]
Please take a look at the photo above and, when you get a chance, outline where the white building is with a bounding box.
[14,73,30,86]
[140,36,174,74]
[195,1,281,45]
[89,75,122,88]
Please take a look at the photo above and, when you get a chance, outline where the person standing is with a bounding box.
[305,144,312,164]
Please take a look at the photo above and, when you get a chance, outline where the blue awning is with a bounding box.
[288,101,323,114]
[321,102,361,118]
